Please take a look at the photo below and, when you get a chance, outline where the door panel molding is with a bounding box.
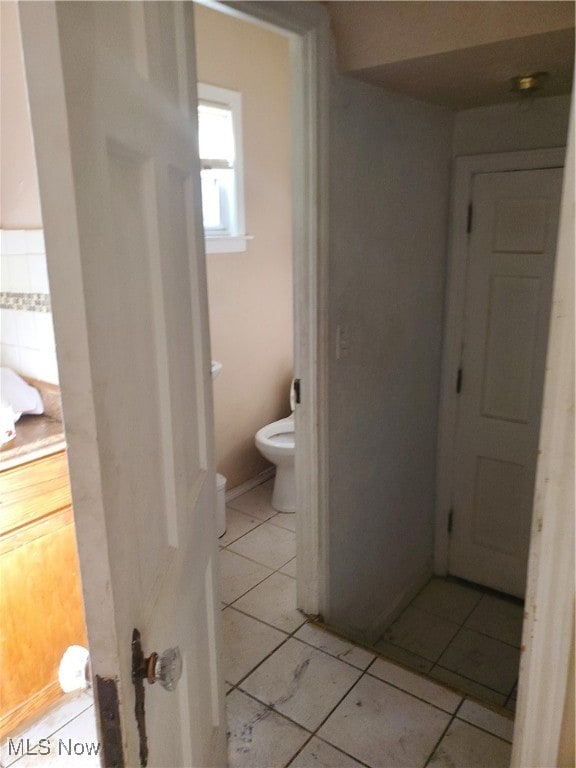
[19,3,226,765]
[434,147,565,576]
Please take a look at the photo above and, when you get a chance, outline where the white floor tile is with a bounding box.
[227,689,309,768]
[233,573,306,633]
[280,558,297,578]
[428,667,507,707]
[268,512,296,533]
[437,628,519,694]
[228,523,296,570]
[428,719,511,768]
[288,737,365,767]
[411,579,482,624]
[219,507,262,547]
[219,549,273,604]
[381,606,460,662]
[457,699,515,742]
[464,595,524,648]
[227,482,277,521]
[1,694,93,767]
[241,638,362,731]
[223,608,287,685]
[369,657,462,713]
[6,708,100,768]
[294,624,375,670]
[318,674,450,768]
[372,639,433,674]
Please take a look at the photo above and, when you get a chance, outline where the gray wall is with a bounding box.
[324,82,571,645]
[326,74,454,643]
[453,94,571,156]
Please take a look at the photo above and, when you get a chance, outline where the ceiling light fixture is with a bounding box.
[511,72,549,95]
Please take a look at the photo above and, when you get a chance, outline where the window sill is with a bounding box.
[204,235,251,254]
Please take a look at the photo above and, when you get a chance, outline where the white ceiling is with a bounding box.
[326,2,575,110]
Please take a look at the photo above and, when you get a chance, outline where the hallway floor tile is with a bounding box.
[373,577,522,711]
[221,480,514,768]
[4,480,515,768]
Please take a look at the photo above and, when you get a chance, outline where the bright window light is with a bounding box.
[197,84,246,252]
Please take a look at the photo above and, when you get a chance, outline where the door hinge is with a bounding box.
[293,378,301,405]
[466,203,473,233]
[456,368,463,394]
[448,509,454,534]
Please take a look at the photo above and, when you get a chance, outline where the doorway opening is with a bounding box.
[193,0,329,621]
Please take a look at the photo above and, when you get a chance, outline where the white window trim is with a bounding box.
[197,82,248,253]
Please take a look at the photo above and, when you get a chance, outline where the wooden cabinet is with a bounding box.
[0,451,88,737]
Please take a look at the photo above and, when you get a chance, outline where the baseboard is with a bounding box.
[364,566,432,645]
[225,467,275,503]
[0,680,63,740]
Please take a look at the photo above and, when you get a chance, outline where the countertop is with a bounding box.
[0,414,66,471]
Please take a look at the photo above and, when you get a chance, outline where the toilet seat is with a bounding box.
[256,417,294,454]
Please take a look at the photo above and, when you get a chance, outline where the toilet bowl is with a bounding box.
[255,415,295,513]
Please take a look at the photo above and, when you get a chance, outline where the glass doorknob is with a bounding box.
[144,646,183,691]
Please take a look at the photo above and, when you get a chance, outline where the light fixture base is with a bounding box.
[511,72,549,94]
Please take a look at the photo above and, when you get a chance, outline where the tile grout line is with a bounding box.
[452,716,515,746]
[223,603,306,638]
[428,662,515,699]
[227,609,316,690]
[223,487,515,765]
[229,625,374,766]
[284,731,373,768]
[220,546,296,606]
[381,587,523,650]
[223,488,377,768]
[224,561,515,720]
[422,697,465,768]
[440,621,524,651]
[503,678,518,710]
[285,663,373,766]
[362,671,464,718]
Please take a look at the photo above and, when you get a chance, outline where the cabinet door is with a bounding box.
[0,452,87,737]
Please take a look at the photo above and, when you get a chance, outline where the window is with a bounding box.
[197,83,247,253]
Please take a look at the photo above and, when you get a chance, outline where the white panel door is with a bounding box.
[19,3,226,766]
[449,167,563,598]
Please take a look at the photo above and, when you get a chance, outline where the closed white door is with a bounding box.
[448,167,563,598]
[19,3,226,765]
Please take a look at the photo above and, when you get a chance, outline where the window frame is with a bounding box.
[197,82,247,254]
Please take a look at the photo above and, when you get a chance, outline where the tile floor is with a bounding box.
[373,576,523,710]
[2,479,516,768]
[0,692,99,768]
[222,480,514,768]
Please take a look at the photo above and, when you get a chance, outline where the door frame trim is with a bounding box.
[434,146,566,575]
[511,106,574,768]
[202,1,331,616]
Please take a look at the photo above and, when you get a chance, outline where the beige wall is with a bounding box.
[2,1,293,488]
[0,1,42,228]
[195,6,293,489]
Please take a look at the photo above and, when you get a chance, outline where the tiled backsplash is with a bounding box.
[0,230,59,384]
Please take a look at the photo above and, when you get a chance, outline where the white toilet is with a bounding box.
[255,409,295,513]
